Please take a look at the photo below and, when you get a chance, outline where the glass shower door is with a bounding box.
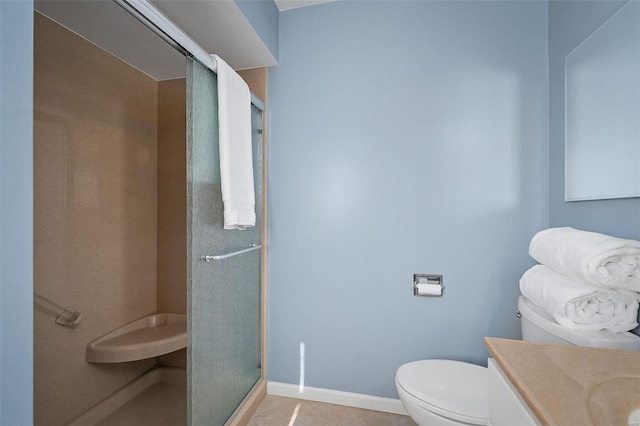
[186,58,262,425]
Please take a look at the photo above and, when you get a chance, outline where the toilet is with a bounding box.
[395,295,640,426]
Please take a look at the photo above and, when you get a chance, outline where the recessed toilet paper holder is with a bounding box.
[413,274,444,297]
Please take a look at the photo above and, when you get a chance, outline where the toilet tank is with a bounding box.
[517,296,640,351]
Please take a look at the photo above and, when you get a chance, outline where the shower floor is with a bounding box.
[98,381,186,425]
[69,367,186,426]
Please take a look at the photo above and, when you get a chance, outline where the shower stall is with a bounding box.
[33,1,266,424]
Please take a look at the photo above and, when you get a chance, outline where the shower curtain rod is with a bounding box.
[113,0,266,112]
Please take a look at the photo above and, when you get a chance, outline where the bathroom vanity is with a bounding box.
[485,337,640,426]
[487,358,538,425]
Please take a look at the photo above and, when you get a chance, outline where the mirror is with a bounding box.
[565,0,640,201]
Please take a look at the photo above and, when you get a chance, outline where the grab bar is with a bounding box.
[202,244,262,262]
[34,293,83,327]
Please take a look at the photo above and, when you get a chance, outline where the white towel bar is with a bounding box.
[202,244,262,262]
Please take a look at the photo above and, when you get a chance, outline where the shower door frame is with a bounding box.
[111,0,268,424]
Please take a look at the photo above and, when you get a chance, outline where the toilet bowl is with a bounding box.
[396,360,487,426]
[396,295,640,426]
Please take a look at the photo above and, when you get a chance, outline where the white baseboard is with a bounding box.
[266,382,408,416]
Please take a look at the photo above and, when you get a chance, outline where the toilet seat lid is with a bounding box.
[396,359,487,422]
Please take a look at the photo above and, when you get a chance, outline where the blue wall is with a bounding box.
[268,0,548,398]
[0,0,34,423]
[548,0,640,240]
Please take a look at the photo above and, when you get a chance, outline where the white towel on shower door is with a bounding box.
[212,54,255,230]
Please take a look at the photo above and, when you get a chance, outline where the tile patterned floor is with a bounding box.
[247,395,417,426]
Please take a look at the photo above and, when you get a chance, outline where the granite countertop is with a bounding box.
[484,337,640,426]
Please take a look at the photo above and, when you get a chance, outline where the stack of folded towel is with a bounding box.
[519,227,640,333]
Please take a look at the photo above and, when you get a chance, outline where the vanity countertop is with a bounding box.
[484,337,640,426]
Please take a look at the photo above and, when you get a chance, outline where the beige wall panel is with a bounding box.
[157,78,187,369]
[157,78,187,315]
[34,13,158,426]
[238,68,267,104]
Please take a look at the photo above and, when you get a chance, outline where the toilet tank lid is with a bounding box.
[518,296,640,351]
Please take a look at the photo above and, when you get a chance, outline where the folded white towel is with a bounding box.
[529,227,640,292]
[519,265,639,333]
[212,54,256,230]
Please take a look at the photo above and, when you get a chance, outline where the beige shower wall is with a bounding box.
[157,78,188,368]
[34,13,158,426]
[238,68,267,104]
[157,78,187,316]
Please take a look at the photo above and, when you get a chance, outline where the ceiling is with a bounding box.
[34,0,280,81]
[34,0,338,80]
[273,0,336,11]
